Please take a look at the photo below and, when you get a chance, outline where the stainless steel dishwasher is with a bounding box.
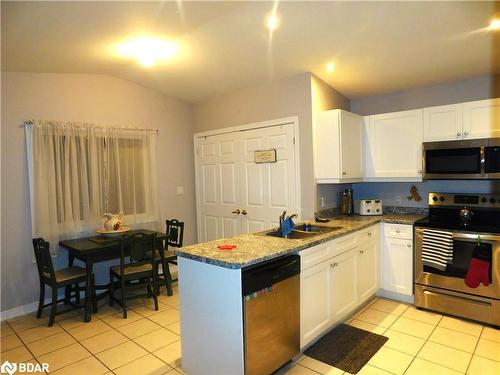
[242,254,300,375]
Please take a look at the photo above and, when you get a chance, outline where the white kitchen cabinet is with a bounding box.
[462,98,500,139]
[364,109,423,181]
[300,260,332,348]
[357,240,379,303]
[381,224,413,296]
[423,104,463,142]
[315,109,363,183]
[330,248,358,322]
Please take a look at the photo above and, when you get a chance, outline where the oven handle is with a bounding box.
[415,227,500,242]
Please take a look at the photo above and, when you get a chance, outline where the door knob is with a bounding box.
[241,210,248,215]
[232,209,241,214]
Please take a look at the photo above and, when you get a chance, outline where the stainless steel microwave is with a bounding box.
[422,138,500,180]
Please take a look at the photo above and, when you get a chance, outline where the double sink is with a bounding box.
[260,224,343,240]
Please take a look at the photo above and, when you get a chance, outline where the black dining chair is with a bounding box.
[109,232,159,318]
[156,219,184,296]
[33,238,94,326]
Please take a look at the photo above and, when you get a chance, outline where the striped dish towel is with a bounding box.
[422,229,454,271]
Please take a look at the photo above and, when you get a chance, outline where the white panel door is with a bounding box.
[365,109,423,179]
[463,98,500,139]
[330,248,358,323]
[240,124,297,234]
[423,104,463,142]
[195,123,297,242]
[196,133,243,241]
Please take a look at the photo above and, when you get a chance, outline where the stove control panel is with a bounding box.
[429,193,500,208]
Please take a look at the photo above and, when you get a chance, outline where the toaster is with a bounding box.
[355,199,383,216]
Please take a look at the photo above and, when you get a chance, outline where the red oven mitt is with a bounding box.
[465,258,491,288]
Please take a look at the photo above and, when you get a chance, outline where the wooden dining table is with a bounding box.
[59,229,167,322]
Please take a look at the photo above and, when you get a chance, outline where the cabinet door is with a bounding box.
[300,260,331,348]
[357,241,379,303]
[330,248,358,323]
[463,98,500,139]
[365,110,423,180]
[340,110,363,180]
[423,104,463,142]
[381,237,413,296]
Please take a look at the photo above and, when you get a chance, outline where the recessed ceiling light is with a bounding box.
[326,63,335,73]
[116,37,177,67]
[266,14,280,31]
[489,18,500,30]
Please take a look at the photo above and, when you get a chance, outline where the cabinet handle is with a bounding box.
[464,131,469,136]
[359,250,364,254]
[342,171,347,176]
[368,232,372,237]
[396,229,400,233]
[232,209,241,214]
[418,170,422,174]
[330,263,338,268]
[407,243,412,248]
[457,132,462,137]
[241,210,248,216]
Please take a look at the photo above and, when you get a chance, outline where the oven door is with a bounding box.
[422,140,484,179]
[415,227,500,300]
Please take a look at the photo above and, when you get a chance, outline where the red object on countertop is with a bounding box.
[217,244,237,251]
[465,258,491,288]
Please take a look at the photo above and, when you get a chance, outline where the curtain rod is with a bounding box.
[23,120,159,133]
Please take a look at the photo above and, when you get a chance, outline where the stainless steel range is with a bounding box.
[414,192,500,326]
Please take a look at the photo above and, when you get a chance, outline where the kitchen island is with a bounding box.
[176,214,422,375]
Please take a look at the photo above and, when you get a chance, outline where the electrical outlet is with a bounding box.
[320,196,326,208]
[176,186,184,195]
[395,195,402,205]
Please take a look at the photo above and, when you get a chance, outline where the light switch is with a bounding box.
[176,186,184,195]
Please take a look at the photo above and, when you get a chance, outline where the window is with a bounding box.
[26,121,159,252]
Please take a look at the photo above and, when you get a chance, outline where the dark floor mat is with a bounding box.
[304,323,388,374]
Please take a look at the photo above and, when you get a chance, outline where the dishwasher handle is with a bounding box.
[242,254,300,296]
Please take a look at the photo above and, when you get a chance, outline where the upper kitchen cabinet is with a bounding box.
[315,109,363,183]
[364,109,423,181]
[423,104,463,142]
[463,98,500,139]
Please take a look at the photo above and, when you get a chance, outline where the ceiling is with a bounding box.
[2,1,499,103]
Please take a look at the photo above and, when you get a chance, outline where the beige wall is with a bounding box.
[192,73,351,217]
[1,72,197,312]
[193,73,316,217]
[351,74,500,116]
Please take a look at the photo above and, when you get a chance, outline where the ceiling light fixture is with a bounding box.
[266,14,280,31]
[116,37,177,67]
[489,18,500,30]
[326,63,335,73]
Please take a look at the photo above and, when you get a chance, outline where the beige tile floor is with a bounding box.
[281,297,500,375]
[1,286,183,375]
[2,294,499,375]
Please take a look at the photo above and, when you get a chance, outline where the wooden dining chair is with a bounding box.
[156,219,184,296]
[33,238,94,326]
[109,232,159,318]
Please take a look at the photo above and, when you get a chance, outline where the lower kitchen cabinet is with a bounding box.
[381,224,413,296]
[300,225,379,348]
[330,248,358,322]
[300,260,332,347]
[357,240,379,302]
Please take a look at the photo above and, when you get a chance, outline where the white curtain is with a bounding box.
[26,120,160,254]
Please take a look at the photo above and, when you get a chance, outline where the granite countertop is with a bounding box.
[176,214,424,269]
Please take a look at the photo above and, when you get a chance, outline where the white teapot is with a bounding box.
[102,211,124,231]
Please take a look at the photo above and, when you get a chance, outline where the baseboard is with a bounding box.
[0,301,41,321]
[376,289,415,304]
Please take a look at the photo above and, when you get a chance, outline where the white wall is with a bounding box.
[1,72,197,312]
